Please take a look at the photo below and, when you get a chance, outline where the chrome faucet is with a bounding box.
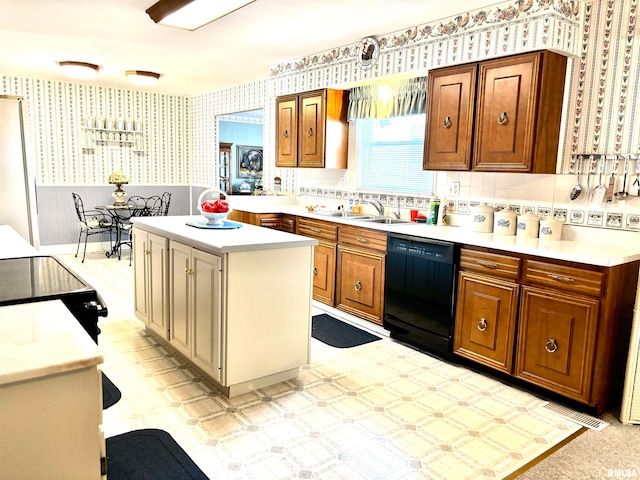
[364,199,385,217]
[392,197,402,219]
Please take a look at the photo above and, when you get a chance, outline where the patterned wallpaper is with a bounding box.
[3,0,640,231]
[0,76,190,186]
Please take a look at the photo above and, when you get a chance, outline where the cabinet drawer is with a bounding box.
[460,248,520,280]
[338,226,387,253]
[524,260,604,297]
[297,218,338,241]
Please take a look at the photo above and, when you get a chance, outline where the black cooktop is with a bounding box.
[0,256,90,305]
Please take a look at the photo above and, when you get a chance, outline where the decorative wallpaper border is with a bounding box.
[269,0,581,92]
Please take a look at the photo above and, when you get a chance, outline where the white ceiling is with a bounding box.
[0,0,500,96]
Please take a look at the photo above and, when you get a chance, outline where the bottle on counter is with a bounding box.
[429,197,440,225]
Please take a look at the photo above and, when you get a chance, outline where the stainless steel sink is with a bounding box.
[313,211,375,219]
[356,217,414,225]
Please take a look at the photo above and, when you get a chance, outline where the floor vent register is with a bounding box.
[543,402,609,431]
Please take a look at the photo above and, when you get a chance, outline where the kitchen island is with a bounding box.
[131,215,317,397]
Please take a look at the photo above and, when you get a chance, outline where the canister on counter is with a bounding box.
[539,217,563,240]
[469,203,495,232]
[493,209,517,235]
[516,213,540,238]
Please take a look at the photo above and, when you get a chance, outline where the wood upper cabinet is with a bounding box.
[423,64,477,170]
[473,51,567,173]
[423,50,567,173]
[275,89,349,168]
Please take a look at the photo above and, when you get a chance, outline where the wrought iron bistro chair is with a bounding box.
[116,196,165,266]
[161,192,171,216]
[72,192,115,263]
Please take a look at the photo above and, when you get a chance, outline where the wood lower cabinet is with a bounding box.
[336,225,387,324]
[456,246,640,414]
[276,89,349,168]
[227,210,295,232]
[454,271,519,373]
[133,229,169,339]
[515,286,599,403]
[312,240,337,305]
[297,217,338,306]
[169,241,222,382]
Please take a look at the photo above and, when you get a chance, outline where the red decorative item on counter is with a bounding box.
[200,199,229,213]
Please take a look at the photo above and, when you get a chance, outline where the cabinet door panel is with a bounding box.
[454,272,518,373]
[276,97,297,167]
[337,246,384,324]
[516,286,599,402]
[169,242,192,357]
[313,241,336,305]
[191,249,222,382]
[148,233,168,338]
[133,231,148,324]
[299,92,325,167]
[473,54,537,171]
[424,65,476,170]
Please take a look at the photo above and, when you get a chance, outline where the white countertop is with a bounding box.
[0,225,39,259]
[0,300,104,386]
[131,215,317,254]
[225,203,640,267]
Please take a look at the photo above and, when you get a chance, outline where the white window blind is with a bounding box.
[355,115,435,194]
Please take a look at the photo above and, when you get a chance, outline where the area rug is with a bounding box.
[311,313,381,348]
[102,372,121,410]
[106,429,208,480]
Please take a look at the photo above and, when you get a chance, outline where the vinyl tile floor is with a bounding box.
[59,250,584,480]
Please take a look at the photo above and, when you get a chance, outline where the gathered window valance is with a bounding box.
[347,77,427,120]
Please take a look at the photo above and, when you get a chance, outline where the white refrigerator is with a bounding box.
[0,95,39,248]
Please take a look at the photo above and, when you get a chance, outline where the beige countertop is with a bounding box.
[0,300,104,386]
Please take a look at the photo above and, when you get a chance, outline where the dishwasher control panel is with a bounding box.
[387,234,455,264]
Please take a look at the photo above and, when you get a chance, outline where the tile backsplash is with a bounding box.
[299,171,640,233]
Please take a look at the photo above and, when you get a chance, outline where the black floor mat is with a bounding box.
[102,372,122,410]
[311,313,382,348]
[106,429,208,480]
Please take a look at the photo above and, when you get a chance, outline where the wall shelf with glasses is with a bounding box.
[81,117,145,155]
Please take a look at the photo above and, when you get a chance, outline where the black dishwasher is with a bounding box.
[383,233,458,360]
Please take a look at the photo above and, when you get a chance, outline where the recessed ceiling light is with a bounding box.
[58,61,100,79]
[146,0,256,31]
[126,70,161,87]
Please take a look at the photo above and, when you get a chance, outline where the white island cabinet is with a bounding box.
[131,215,317,397]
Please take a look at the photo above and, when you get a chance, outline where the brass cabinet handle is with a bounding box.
[313,267,318,277]
[442,116,452,128]
[306,127,313,137]
[476,259,498,269]
[185,267,193,275]
[356,237,369,244]
[144,249,150,255]
[547,273,575,283]
[477,317,487,331]
[310,227,321,233]
[497,112,508,125]
[282,129,288,138]
[354,280,362,291]
[545,338,558,353]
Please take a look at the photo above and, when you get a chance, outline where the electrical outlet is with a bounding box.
[448,182,460,196]
[341,177,347,188]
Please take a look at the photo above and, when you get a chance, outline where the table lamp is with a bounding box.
[108,171,130,206]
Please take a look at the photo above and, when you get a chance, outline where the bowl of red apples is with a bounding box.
[197,189,232,225]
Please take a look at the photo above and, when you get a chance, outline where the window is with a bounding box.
[355,115,435,194]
